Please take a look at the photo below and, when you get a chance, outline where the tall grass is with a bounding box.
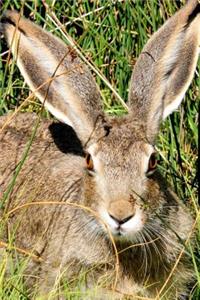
[0,0,199,299]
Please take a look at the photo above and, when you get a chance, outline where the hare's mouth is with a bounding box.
[99,207,144,240]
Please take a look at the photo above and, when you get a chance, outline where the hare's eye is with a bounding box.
[147,152,157,176]
[85,153,94,171]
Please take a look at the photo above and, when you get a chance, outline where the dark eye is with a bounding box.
[147,152,157,175]
[85,153,94,171]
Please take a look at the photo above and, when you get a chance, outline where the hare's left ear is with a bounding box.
[128,0,200,142]
[0,10,104,145]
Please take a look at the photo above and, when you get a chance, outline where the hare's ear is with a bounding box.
[1,11,103,144]
[128,0,200,142]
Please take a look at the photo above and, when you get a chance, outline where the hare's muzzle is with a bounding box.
[100,199,144,239]
[108,199,135,225]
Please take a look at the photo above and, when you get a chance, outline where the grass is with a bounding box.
[0,0,199,299]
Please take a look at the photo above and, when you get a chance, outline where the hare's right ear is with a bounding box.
[128,0,200,142]
[1,11,104,144]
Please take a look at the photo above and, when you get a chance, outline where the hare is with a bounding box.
[0,0,199,299]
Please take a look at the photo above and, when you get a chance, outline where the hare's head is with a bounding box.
[85,116,152,239]
[1,0,200,242]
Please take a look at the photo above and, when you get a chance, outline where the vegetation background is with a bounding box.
[0,0,199,299]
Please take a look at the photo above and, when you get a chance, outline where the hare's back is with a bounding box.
[0,112,85,205]
[0,113,85,251]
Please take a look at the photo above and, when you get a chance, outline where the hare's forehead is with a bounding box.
[87,139,153,163]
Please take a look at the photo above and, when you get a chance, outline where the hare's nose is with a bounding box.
[108,200,135,225]
[109,213,133,225]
